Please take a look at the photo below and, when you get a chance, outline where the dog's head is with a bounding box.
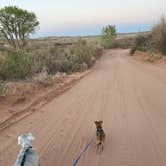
[18,133,34,148]
[94,121,103,128]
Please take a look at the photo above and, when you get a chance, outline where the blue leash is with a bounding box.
[72,138,93,166]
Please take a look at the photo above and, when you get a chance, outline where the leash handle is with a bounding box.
[72,138,93,166]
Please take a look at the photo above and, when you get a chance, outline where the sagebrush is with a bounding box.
[0,40,102,81]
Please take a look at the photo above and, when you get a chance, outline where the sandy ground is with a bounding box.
[133,50,166,65]
[0,71,90,127]
[1,49,166,166]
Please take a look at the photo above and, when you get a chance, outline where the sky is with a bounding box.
[0,0,166,37]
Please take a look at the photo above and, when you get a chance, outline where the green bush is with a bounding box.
[101,25,116,48]
[130,47,136,56]
[0,51,33,80]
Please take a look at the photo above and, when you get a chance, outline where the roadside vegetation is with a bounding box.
[101,25,116,48]
[0,6,102,83]
[0,6,39,49]
[0,40,102,81]
[0,6,165,92]
[130,17,166,61]
[101,16,166,62]
[101,25,137,49]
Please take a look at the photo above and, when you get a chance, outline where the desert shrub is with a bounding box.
[0,83,11,95]
[0,44,6,51]
[131,17,166,56]
[32,40,102,74]
[130,33,152,55]
[135,33,151,51]
[130,47,136,56]
[74,41,102,67]
[73,42,93,66]
[111,37,135,49]
[0,50,33,80]
[0,39,102,81]
[152,17,166,54]
[32,46,71,74]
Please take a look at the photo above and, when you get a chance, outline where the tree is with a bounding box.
[0,6,39,49]
[101,25,116,48]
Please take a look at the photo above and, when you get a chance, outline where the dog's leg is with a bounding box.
[95,138,100,153]
[96,143,102,154]
[98,141,104,153]
[98,144,101,153]
[101,142,104,151]
[100,144,103,153]
[101,136,105,152]
[97,143,100,153]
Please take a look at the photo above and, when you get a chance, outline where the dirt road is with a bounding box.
[1,49,166,166]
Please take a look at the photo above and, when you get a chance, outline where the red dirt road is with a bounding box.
[1,49,166,166]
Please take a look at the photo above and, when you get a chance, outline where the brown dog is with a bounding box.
[94,121,105,152]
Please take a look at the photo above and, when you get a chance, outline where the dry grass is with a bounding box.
[0,38,102,81]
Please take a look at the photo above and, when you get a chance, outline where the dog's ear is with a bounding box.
[99,121,103,124]
[95,121,98,124]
